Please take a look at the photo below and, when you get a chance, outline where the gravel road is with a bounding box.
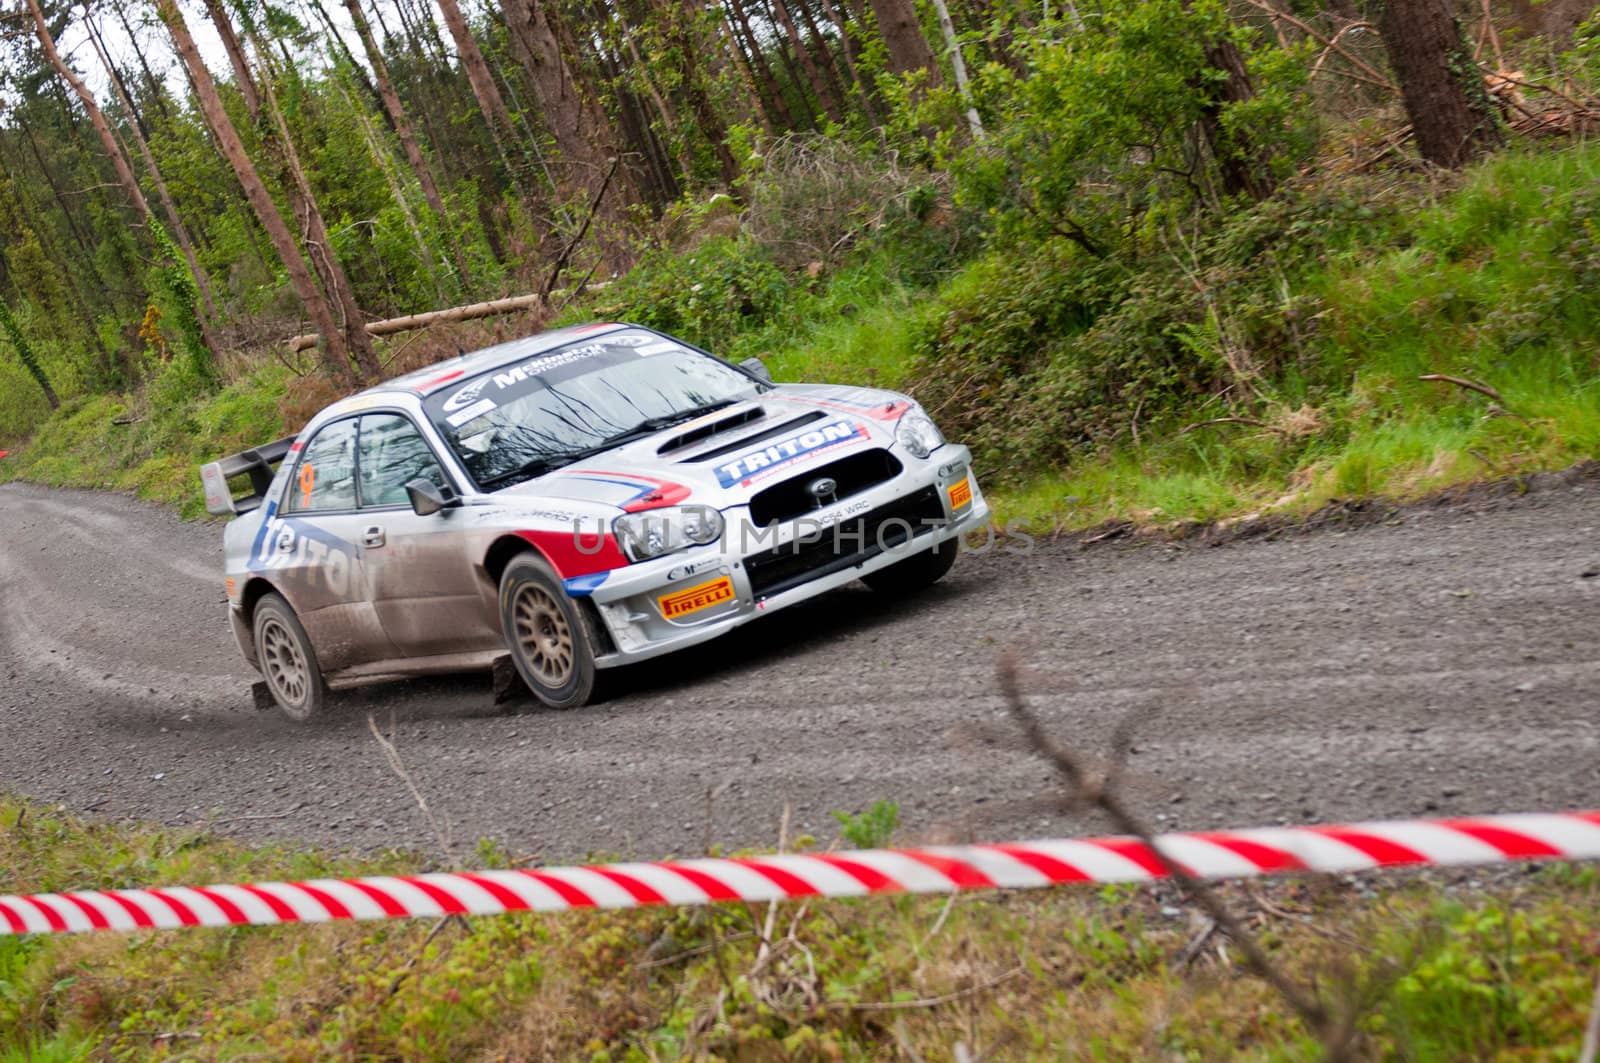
[1,474,1597,863]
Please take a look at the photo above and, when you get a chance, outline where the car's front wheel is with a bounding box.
[861,537,959,595]
[252,593,327,721]
[499,553,597,709]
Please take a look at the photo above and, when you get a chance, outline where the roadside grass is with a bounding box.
[3,796,1599,1060]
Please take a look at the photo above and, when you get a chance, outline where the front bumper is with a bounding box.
[584,445,989,667]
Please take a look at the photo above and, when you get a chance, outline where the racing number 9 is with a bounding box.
[298,462,316,508]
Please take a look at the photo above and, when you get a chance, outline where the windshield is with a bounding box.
[422,329,765,490]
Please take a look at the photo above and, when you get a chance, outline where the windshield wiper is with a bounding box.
[607,400,740,442]
[478,454,570,490]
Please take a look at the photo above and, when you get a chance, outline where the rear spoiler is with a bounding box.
[199,434,298,516]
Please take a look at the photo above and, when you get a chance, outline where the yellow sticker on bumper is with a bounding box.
[658,576,736,620]
[947,477,973,511]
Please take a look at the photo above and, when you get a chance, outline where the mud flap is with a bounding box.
[250,680,276,712]
[491,654,532,709]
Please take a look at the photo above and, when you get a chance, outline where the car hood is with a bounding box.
[494,383,914,512]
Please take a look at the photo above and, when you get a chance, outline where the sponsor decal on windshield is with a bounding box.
[658,575,736,620]
[442,377,491,412]
[446,398,497,427]
[715,419,864,488]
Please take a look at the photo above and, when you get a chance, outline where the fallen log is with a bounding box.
[284,283,609,352]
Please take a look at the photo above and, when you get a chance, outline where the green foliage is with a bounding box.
[146,221,217,391]
[0,299,57,411]
[832,799,899,849]
[949,0,1316,251]
[597,234,793,347]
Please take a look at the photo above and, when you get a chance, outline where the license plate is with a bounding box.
[657,576,736,620]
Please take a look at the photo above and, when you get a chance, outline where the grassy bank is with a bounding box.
[4,144,1600,532]
[4,796,1599,1061]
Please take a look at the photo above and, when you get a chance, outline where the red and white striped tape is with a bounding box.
[4,810,1598,936]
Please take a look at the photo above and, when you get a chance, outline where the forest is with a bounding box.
[1,0,1599,523]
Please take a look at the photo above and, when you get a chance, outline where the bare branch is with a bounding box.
[367,712,456,867]
[1417,373,1505,404]
[541,156,621,302]
[996,651,1340,1047]
[1181,416,1277,434]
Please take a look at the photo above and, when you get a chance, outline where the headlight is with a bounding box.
[894,409,945,459]
[614,505,724,562]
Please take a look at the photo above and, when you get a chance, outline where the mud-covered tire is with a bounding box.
[499,553,597,709]
[861,537,959,595]
[252,593,328,722]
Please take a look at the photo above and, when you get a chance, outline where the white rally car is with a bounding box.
[202,323,989,719]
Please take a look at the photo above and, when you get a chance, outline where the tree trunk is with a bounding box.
[867,0,941,82]
[1377,0,1502,167]
[113,3,174,126]
[585,14,681,201]
[793,0,855,123]
[1196,37,1275,201]
[758,0,822,126]
[22,0,149,230]
[0,300,60,410]
[771,0,845,123]
[726,0,797,127]
[434,0,531,194]
[216,5,384,382]
[501,0,626,201]
[26,0,222,374]
[652,0,743,182]
[84,15,222,327]
[716,4,775,131]
[342,0,474,288]
[305,0,391,131]
[156,0,358,386]
[929,0,983,138]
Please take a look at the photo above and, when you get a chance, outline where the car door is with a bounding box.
[270,417,398,672]
[356,412,499,657]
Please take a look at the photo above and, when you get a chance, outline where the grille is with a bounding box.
[747,449,902,527]
[743,486,946,599]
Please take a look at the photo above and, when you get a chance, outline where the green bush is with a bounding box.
[599,234,792,348]
[950,0,1316,251]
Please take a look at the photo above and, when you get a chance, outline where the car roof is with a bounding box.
[362,321,629,399]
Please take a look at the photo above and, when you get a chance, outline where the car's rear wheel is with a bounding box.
[252,593,327,722]
[861,537,959,595]
[499,553,596,709]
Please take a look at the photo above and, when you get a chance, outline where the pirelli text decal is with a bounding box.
[658,576,737,620]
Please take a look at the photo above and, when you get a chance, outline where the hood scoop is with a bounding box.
[654,404,765,455]
[678,411,828,463]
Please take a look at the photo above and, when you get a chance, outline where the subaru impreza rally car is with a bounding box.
[201,323,989,720]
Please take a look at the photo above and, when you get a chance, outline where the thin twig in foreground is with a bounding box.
[996,652,1336,1043]
[838,966,1025,1012]
[1417,373,1506,405]
[368,713,456,867]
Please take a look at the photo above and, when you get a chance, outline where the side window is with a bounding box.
[284,419,358,513]
[358,414,447,508]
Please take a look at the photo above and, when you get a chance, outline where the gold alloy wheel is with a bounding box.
[512,583,574,687]
[259,616,308,707]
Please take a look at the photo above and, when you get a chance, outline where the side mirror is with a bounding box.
[406,477,459,517]
[740,356,772,383]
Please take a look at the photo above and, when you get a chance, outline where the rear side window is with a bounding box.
[358,413,447,508]
[283,419,358,513]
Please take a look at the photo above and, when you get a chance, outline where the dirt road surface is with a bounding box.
[1,475,1597,863]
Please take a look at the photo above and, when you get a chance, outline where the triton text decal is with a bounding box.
[714,419,863,487]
